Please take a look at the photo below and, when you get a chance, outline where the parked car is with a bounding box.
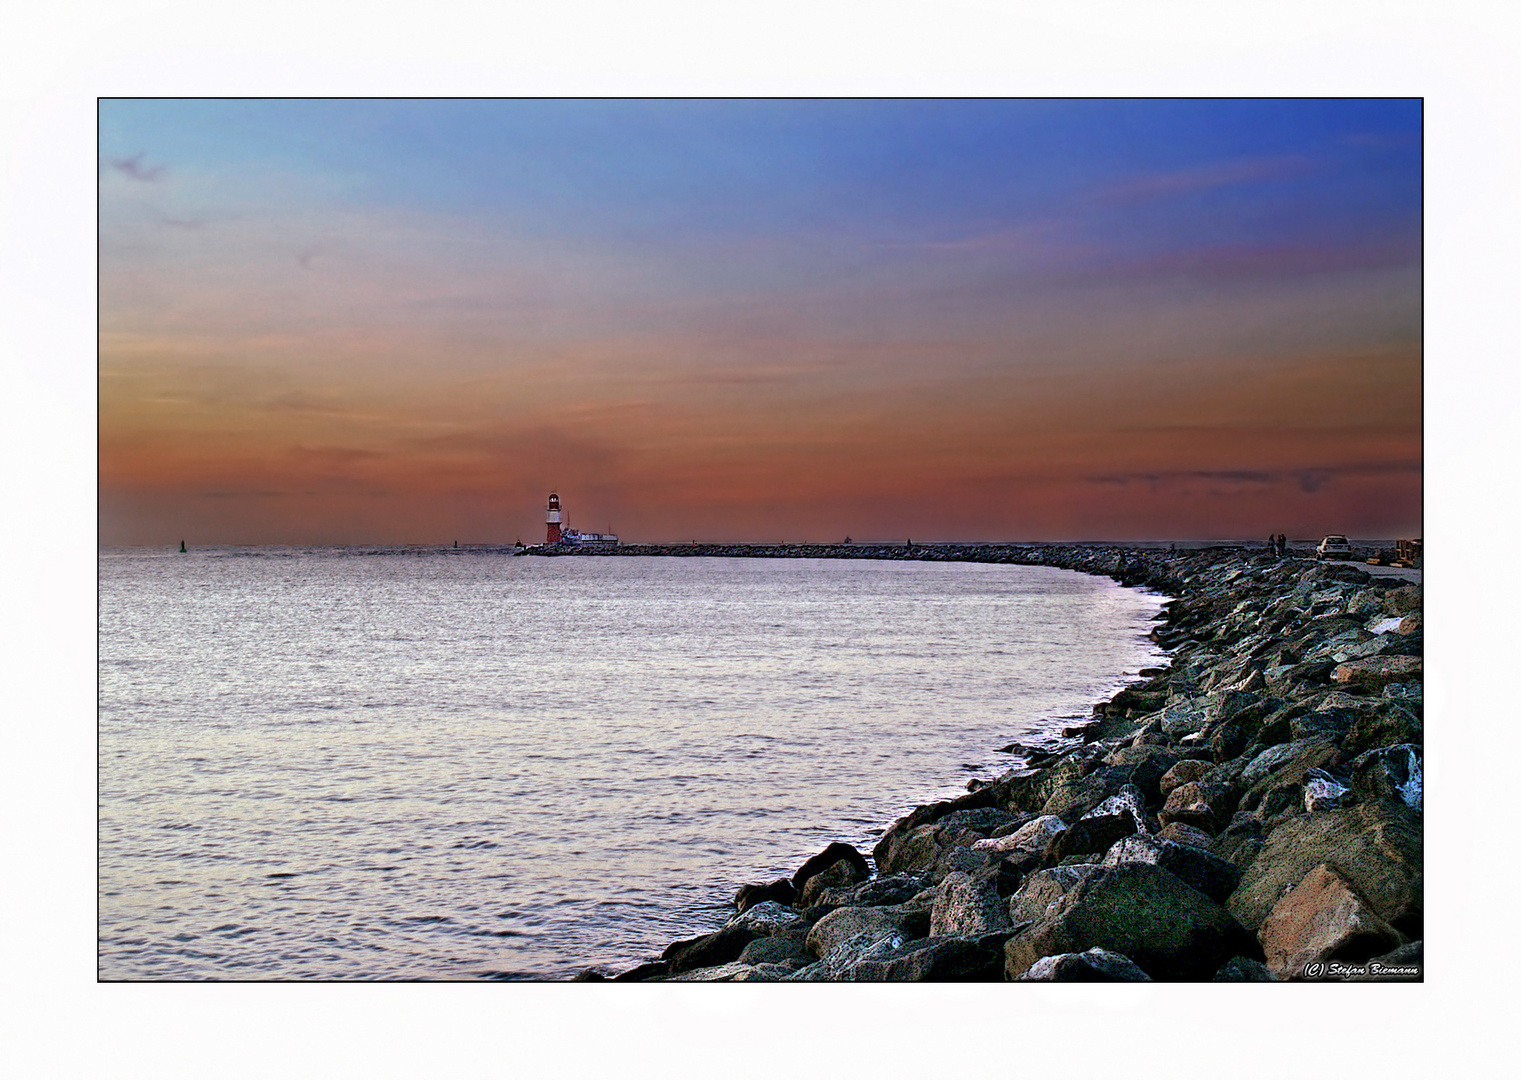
[1316,534,1353,561]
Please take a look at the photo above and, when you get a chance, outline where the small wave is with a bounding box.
[171,948,224,961]
[211,924,260,937]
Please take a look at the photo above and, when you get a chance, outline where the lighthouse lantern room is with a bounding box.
[546,492,562,544]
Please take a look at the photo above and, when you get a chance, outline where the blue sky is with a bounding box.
[99,99,1422,544]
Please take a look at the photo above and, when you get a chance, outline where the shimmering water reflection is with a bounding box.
[99,550,1163,979]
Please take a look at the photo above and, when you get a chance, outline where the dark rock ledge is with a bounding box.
[563,545,1422,982]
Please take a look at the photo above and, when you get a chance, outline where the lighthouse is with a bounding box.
[546,492,562,544]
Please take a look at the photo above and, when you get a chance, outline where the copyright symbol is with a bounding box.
[1303,962,1325,978]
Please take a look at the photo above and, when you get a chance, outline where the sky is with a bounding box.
[98,98,1422,545]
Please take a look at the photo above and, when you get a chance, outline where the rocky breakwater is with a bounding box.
[573,547,1422,982]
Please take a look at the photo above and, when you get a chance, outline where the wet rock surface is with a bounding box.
[574,545,1421,982]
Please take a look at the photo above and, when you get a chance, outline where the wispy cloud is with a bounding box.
[1340,131,1419,150]
[1091,461,1421,495]
[196,489,287,499]
[264,393,356,416]
[874,220,1076,255]
[150,209,203,230]
[1093,156,1313,206]
[107,152,166,182]
[1065,235,1419,286]
[288,445,391,465]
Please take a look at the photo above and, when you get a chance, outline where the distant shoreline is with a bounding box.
[522,542,1211,591]
[523,541,1421,585]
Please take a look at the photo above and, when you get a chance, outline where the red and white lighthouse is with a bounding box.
[545,492,562,544]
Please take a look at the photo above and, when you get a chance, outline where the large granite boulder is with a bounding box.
[730,963,793,982]
[1302,769,1353,813]
[1158,821,1216,851]
[1290,706,1359,743]
[1158,781,1220,833]
[1106,685,1169,716]
[1213,956,1276,981]
[1351,744,1422,811]
[724,900,801,936]
[737,935,813,970]
[733,878,797,914]
[1382,585,1422,616]
[1042,807,1139,865]
[1257,863,1406,979]
[1221,667,1267,695]
[1159,759,1212,800]
[1364,940,1423,980]
[1332,656,1421,692]
[610,960,671,981]
[1007,865,1098,925]
[661,960,756,982]
[662,924,758,974]
[845,934,1008,981]
[1040,765,1139,822]
[805,903,930,958]
[797,857,867,908]
[1239,738,1342,816]
[1227,799,1422,936]
[873,807,1021,875]
[929,871,1012,937]
[1264,661,1335,700]
[1098,745,1182,803]
[1003,862,1256,980]
[1100,834,1243,904]
[972,814,1065,855]
[807,874,926,912]
[786,929,906,981]
[1239,737,1334,790]
[1156,699,1209,738]
[1017,947,1152,981]
[1343,704,1422,756]
[871,785,1010,870]
[923,843,1005,888]
[1213,814,1267,871]
[792,841,871,893]
[1204,689,1271,729]
[1021,752,1102,807]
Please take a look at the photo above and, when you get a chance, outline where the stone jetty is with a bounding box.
[553,543,1422,982]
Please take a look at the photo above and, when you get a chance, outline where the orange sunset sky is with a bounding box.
[99,99,1421,545]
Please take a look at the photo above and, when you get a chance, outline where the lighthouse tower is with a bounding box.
[546,492,562,544]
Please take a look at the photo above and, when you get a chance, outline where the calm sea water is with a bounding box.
[98,549,1164,980]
